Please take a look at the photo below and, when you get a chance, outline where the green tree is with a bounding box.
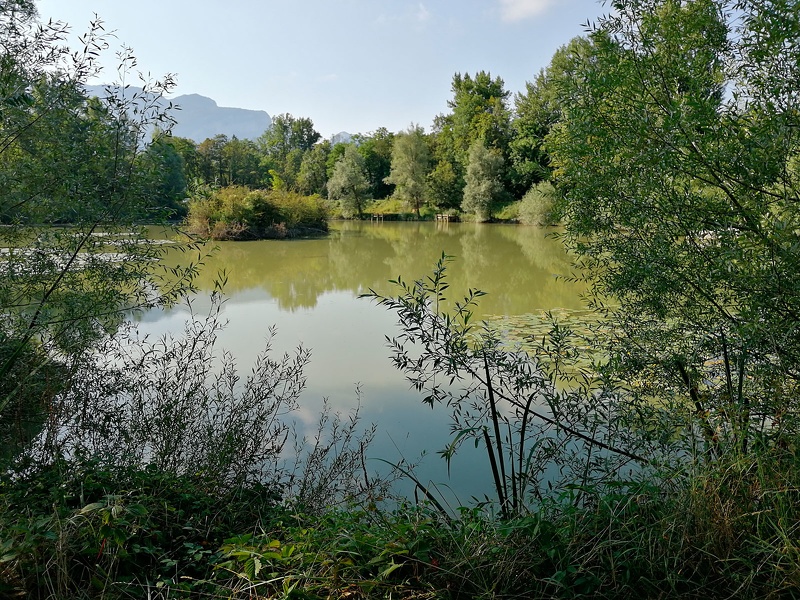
[197,134,229,184]
[161,135,201,183]
[461,139,506,221]
[138,134,189,218]
[0,3,198,456]
[258,113,321,191]
[221,136,264,187]
[354,128,394,199]
[510,37,591,195]
[281,147,304,190]
[326,142,348,179]
[426,135,463,210]
[258,113,321,158]
[548,0,800,455]
[447,71,511,156]
[297,141,330,197]
[328,144,370,219]
[429,71,512,207]
[384,124,430,217]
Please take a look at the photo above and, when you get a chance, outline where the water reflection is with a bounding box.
[144,222,588,502]
[167,221,586,317]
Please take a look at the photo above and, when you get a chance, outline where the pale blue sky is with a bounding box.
[36,0,608,138]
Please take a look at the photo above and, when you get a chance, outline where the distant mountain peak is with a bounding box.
[173,93,218,109]
[84,85,272,142]
[331,131,353,145]
[169,93,271,142]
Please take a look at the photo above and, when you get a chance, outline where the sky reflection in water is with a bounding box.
[137,221,588,504]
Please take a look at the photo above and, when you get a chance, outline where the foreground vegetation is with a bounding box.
[4,0,800,598]
[5,451,800,598]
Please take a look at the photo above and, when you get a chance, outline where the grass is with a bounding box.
[4,452,800,598]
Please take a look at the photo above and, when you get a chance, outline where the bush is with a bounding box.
[1,293,392,597]
[0,336,66,467]
[0,460,284,598]
[493,201,520,221]
[269,189,329,231]
[518,180,558,226]
[186,186,328,240]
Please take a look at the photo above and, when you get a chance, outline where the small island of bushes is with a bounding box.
[186,185,329,240]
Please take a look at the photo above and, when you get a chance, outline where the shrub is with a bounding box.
[518,180,558,226]
[186,186,328,240]
[0,336,67,467]
[1,293,391,597]
[268,189,329,232]
[0,460,284,598]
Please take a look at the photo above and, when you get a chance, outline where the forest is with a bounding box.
[3,0,800,598]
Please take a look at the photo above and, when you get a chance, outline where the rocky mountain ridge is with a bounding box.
[85,85,272,142]
[86,85,353,144]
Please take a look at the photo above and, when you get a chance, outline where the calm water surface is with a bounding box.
[140,221,588,503]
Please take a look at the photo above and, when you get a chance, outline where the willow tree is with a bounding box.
[384,124,430,217]
[328,144,370,219]
[461,139,506,222]
[548,0,800,455]
[0,2,199,459]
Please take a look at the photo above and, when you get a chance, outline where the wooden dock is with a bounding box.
[436,214,458,222]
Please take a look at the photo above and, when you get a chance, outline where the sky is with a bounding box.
[35,0,609,139]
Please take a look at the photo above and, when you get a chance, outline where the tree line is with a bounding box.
[152,66,572,222]
[0,21,582,226]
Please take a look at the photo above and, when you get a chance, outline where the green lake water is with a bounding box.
[139,220,589,503]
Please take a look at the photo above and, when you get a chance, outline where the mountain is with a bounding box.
[330,131,353,145]
[168,94,271,142]
[84,86,272,142]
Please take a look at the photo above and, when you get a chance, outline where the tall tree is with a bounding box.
[197,134,229,185]
[447,71,511,156]
[328,144,370,219]
[257,113,321,190]
[326,142,348,180]
[221,136,264,187]
[258,113,320,158]
[138,134,189,217]
[429,71,512,207]
[161,135,200,184]
[426,129,463,210]
[384,124,430,217]
[355,128,394,199]
[510,37,591,195]
[549,0,800,455]
[297,141,330,197]
[461,139,506,221]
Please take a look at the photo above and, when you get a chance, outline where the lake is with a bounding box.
[138,220,589,504]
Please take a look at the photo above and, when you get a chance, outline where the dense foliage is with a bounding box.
[162,67,553,222]
[0,1,201,456]
[549,0,800,460]
[185,185,328,240]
